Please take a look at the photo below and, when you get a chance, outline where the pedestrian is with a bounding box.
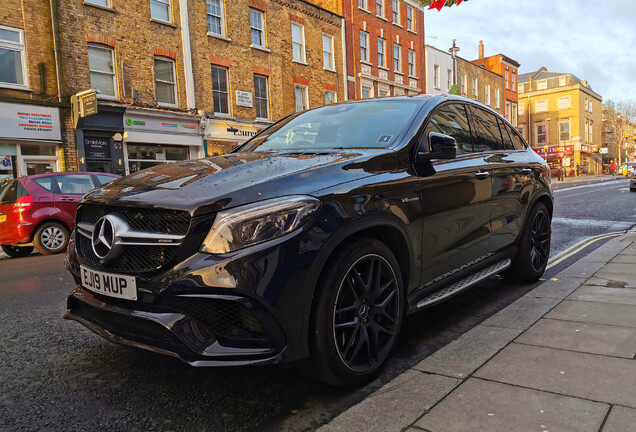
[610,160,615,176]
[558,167,563,181]
[576,163,580,176]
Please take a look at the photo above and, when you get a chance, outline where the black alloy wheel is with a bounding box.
[333,254,401,372]
[505,202,551,282]
[529,208,551,273]
[310,239,404,387]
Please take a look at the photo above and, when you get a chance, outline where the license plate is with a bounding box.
[0,215,6,223]
[80,265,137,301]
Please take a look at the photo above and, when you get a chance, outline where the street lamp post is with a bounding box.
[448,39,460,87]
[544,118,551,162]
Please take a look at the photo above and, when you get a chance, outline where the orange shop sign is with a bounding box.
[533,145,574,157]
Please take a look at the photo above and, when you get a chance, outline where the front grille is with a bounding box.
[75,204,192,272]
[159,297,268,341]
[78,204,190,235]
[71,299,180,344]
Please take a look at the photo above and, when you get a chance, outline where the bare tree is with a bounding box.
[602,100,636,166]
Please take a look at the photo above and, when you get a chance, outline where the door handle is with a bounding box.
[60,197,74,201]
[521,168,533,174]
[475,171,490,179]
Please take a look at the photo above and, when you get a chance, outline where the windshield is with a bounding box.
[239,100,421,152]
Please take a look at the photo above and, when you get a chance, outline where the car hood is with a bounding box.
[82,150,394,216]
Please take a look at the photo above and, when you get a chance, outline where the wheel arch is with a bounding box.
[30,218,71,242]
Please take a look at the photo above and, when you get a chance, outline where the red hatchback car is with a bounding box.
[0,172,119,257]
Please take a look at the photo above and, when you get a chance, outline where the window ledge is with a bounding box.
[393,22,402,28]
[407,28,417,35]
[97,95,119,101]
[376,15,388,21]
[293,60,308,66]
[378,66,389,71]
[250,44,270,53]
[157,102,178,108]
[408,75,418,80]
[208,33,232,42]
[360,60,373,66]
[324,68,337,73]
[0,83,31,92]
[83,2,116,13]
[358,7,371,14]
[255,117,271,122]
[394,71,403,75]
[150,18,177,28]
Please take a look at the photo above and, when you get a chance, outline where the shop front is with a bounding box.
[203,118,268,156]
[123,108,202,174]
[0,101,62,180]
[533,145,574,177]
[579,145,602,175]
[76,103,125,175]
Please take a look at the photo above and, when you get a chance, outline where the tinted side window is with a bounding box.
[33,177,56,192]
[425,103,473,154]
[497,118,515,150]
[0,180,28,204]
[95,175,117,186]
[470,107,505,152]
[506,123,527,150]
[57,175,95,195]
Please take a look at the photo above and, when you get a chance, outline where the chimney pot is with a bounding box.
[479,40,484,59]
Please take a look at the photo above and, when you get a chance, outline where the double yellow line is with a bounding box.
[546,230,628,270]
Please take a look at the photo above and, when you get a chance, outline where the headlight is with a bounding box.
[200,196,321,254]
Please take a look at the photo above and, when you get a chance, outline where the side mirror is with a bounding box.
[417,132,457,161]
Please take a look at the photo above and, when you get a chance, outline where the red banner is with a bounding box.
[533,145,574,157]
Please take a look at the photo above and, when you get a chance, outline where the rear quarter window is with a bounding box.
[505,123,527,150]
[0,180,28,204]
[95,174,117,186]
[33,177,56,192]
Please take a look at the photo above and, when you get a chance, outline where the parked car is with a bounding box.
[630,170,636,192]
[64,95,553,387]
[0,172,119,257]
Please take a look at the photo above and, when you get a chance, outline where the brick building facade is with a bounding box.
[0,0,74,179]
[456,57,505,117]
[472,41,520,127]
[342,0,426,100]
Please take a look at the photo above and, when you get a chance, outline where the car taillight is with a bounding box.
[13,195,33,213]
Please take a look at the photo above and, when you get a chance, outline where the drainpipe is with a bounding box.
[179,0,196,110]
[49,0,62,102]
[341,17,348,101]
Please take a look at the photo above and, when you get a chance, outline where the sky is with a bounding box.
[423,0,636,103]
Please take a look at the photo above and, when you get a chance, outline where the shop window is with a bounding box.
[377,38,386,68]
[26,162,55,176]
[249,8,265,48]
[406,5,414,31]
[294,84,308,112]
[154,57,177,106]
[408,50,415,76]
[254,74,269,120]
[393,44,401,73]
[207,0,225,36]
[0,25,27,88]
[19,144,57,156]
[88,44,117,99]
[360,31,369,63]
[211,66,229,115]
[127,144,188,173]
[291,23,306,63]
[150,0,172,23]
[325,91,336,105]
[323,34,334,71]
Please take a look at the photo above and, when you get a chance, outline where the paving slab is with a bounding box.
[567,285,636,306]
[413,325,522,378]
[415,378,608,432]
[609,254,636,263]
[555,259,607,279]
[601,406,636,432]
[318,370,459,432]
[516,318,636,359]
[592,262,636,288]
[480,296,560,330]
[546,300,636,328]
[474,343,636,408]
[526,277,586,300]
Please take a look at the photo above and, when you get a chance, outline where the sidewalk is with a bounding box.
[320,231,636,432]
[557,174,623,184]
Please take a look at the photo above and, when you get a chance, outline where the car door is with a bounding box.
[468,106,534,253]
[416,102,494,288]
[54,174,98,229]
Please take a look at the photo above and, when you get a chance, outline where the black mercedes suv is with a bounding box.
[64,95,552,387]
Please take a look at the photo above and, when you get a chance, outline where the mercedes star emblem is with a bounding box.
[91,214,126,263]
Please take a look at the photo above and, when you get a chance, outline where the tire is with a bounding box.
[1,244,34,258]
[630,187,636,192]
[309,238,404,387]
[33,222,69,255]
[506,202,551,282]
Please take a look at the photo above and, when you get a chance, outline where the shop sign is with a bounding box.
[124,113,199,135]
[236,91,254,108]
[533,145,574,157]
[204,119,265,142]
[0,102,61,141]
[84,137,111,160]
[599,147,608,154]
[1,155,12,170]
